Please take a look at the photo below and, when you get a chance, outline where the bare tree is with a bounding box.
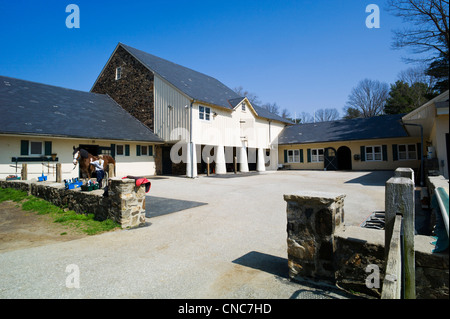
[344,79,390,118]
[388,0,449,62]
[314,108,341,122]
[261,102,280,115]
[297,112,314,123]
[398,65,437,89]
[280,108,291,119]
[233,86,262,105]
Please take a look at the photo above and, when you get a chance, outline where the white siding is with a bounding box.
[192,100,286,149]
[154,76,191,142]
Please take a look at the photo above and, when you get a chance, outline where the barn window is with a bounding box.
[115,67,122,80]
[199,106,211,121]
[311,148,324,162]
[287,150,300,163]
[398,144,417,160]
[365,146,382,161]
[30,141,43,156]
[116,144,124,156]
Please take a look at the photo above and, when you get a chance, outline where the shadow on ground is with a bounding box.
[344,171,393,186]
[232,251,362,299]
[145,196,207,218]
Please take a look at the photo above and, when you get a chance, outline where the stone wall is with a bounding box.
[284,186,449,299]
[91,45,155,131]
[0,178,146,229]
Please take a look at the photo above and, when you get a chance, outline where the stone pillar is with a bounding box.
[394,167,414,181]
[109,178,146,228]
[284,191,346,282]
[256,148,265,172]
[215,145,227,175]
[238,142,249,173]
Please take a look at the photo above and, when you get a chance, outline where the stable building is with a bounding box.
[277,114,422,173]
[402,90,449,179]
[0,75,163,180]
[91,43,291,177]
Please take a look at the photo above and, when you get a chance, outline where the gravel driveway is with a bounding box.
[0,170,392,299]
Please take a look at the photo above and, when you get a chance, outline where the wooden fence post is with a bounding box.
[21,163,27,181]
[385,176,415,299]
[56,163,62,183]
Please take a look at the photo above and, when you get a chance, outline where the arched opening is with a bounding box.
[337,146,352,170]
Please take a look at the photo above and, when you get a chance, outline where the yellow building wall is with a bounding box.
[0,135,157,180]
[278,137,421,171]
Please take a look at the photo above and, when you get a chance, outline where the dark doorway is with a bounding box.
[337,146,352,170]
[324,147,338,170]
[162,146,172,175]
[248,147,257,171]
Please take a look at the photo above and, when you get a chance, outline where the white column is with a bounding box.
[239,142,249,173]
[257,148,266,172]
[186,142,197,178]
[215,145,226,174]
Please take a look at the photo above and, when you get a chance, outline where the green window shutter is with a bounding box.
[149,145,153,156]
[416,143,422,160]
[382,145,388,161]
[44,141,52,156]
[20,140,29,156]
[360,146,365,162]
[111,144,116,158]
[284,150,288,163]
[300,149,304,163]
[307,149,311,163]
[392,144,398,161]
[136,145,141,156]
[125,144,130,156]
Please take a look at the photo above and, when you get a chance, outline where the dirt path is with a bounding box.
[0,201,87,253]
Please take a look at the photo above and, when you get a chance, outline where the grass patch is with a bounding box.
[0,187,120,235]
[0,187,30,203]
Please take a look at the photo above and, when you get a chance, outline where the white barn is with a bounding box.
[91,43,292,177]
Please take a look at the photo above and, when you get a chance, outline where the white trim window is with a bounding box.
[398,144,417,160]
[116,144,124,156]
[29,141,43,156]
[311,148,324,162]
[199,105,211,121]
[366,145,382,161]
[115,67,122,80]
[287,150,300,163]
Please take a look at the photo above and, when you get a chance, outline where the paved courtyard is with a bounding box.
[0,170,393,299]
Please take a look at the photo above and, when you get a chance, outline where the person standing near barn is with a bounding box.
[90,155,105,188]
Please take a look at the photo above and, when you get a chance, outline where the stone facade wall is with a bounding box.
[91,45,155,131]
[0,178,146,229]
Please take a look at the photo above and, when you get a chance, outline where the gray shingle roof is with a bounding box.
[0,75,163,143]
[119,43,292,124]
[278,114,408,145]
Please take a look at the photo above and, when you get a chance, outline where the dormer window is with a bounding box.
[115,67,122,80]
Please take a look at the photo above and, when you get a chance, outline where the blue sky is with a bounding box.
[0,0,412,118]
